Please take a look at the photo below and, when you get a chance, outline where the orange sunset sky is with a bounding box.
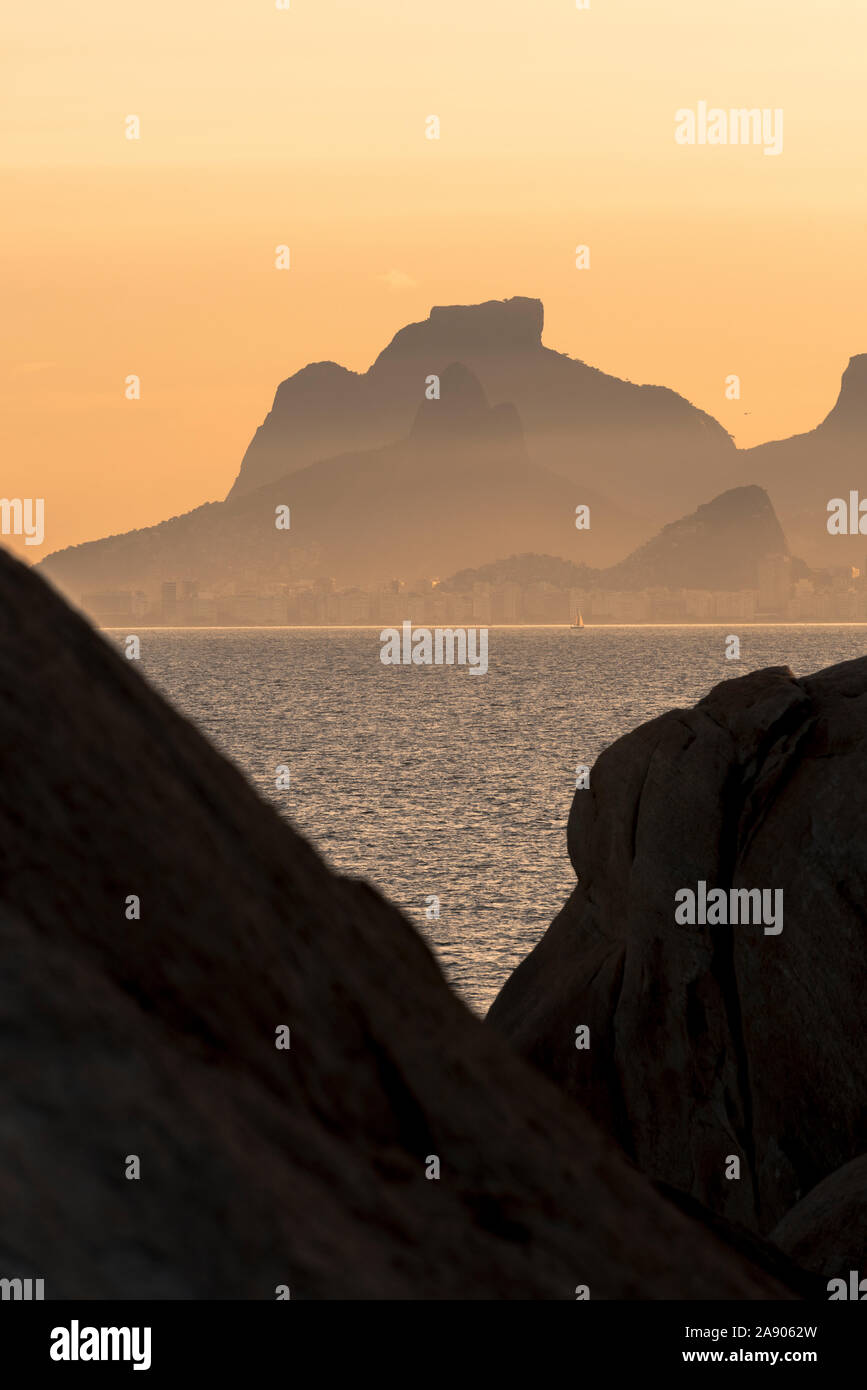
[3,0,867,558]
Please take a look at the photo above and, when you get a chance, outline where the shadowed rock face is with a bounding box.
[771,1155,867,1279]
[488,659,867,1243]
[0,549,794,1299]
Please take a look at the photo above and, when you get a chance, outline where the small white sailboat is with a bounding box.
[569,611,585,630]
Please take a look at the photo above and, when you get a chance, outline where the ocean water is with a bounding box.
[108,625,867,1013]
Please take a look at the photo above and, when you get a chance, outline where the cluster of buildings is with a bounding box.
[572,559,867,623]
[81,559,867,627]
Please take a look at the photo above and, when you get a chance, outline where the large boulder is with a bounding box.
[488,659,867,1239]
[771,1156,867,1279]
[0,550,793,1299]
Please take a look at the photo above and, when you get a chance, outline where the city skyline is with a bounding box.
[80,551,867,628]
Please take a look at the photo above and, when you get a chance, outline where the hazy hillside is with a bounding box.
[740,355,867,567]
[603,485,791,591]
[39,365,646,598]
[439,554,595,593]
[440,486,794,595]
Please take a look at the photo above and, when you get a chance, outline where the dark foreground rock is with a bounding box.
[0,551,793,1299]
[771,1156,867,1280]
[488,660,867,1246]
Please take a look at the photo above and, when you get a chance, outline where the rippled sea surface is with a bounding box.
[108,625,867,1013]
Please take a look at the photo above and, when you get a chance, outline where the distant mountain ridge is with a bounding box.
[603,485,791,591]
[39,364,645,595]
[233,297,867,568]
[229,296,736,524]
[440,487,794,595]
[439,554,594,594]
[35,297,867,604]
[741,353,867,566]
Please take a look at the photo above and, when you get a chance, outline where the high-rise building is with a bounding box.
[161,581,177,621]
[757,554,791,615]
[472,582,492,624]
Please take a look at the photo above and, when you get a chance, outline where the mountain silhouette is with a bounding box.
[742,355,867,567]
[36,300,867,605]
[438,553,594,594]
[439,487,793,595]
[229,296,736,521]
[39,365,647,596]
[603,485,791,591]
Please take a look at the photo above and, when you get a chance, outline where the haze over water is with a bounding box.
[113,624,867,1013]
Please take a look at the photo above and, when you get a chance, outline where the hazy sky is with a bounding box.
[3,0,866,557]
